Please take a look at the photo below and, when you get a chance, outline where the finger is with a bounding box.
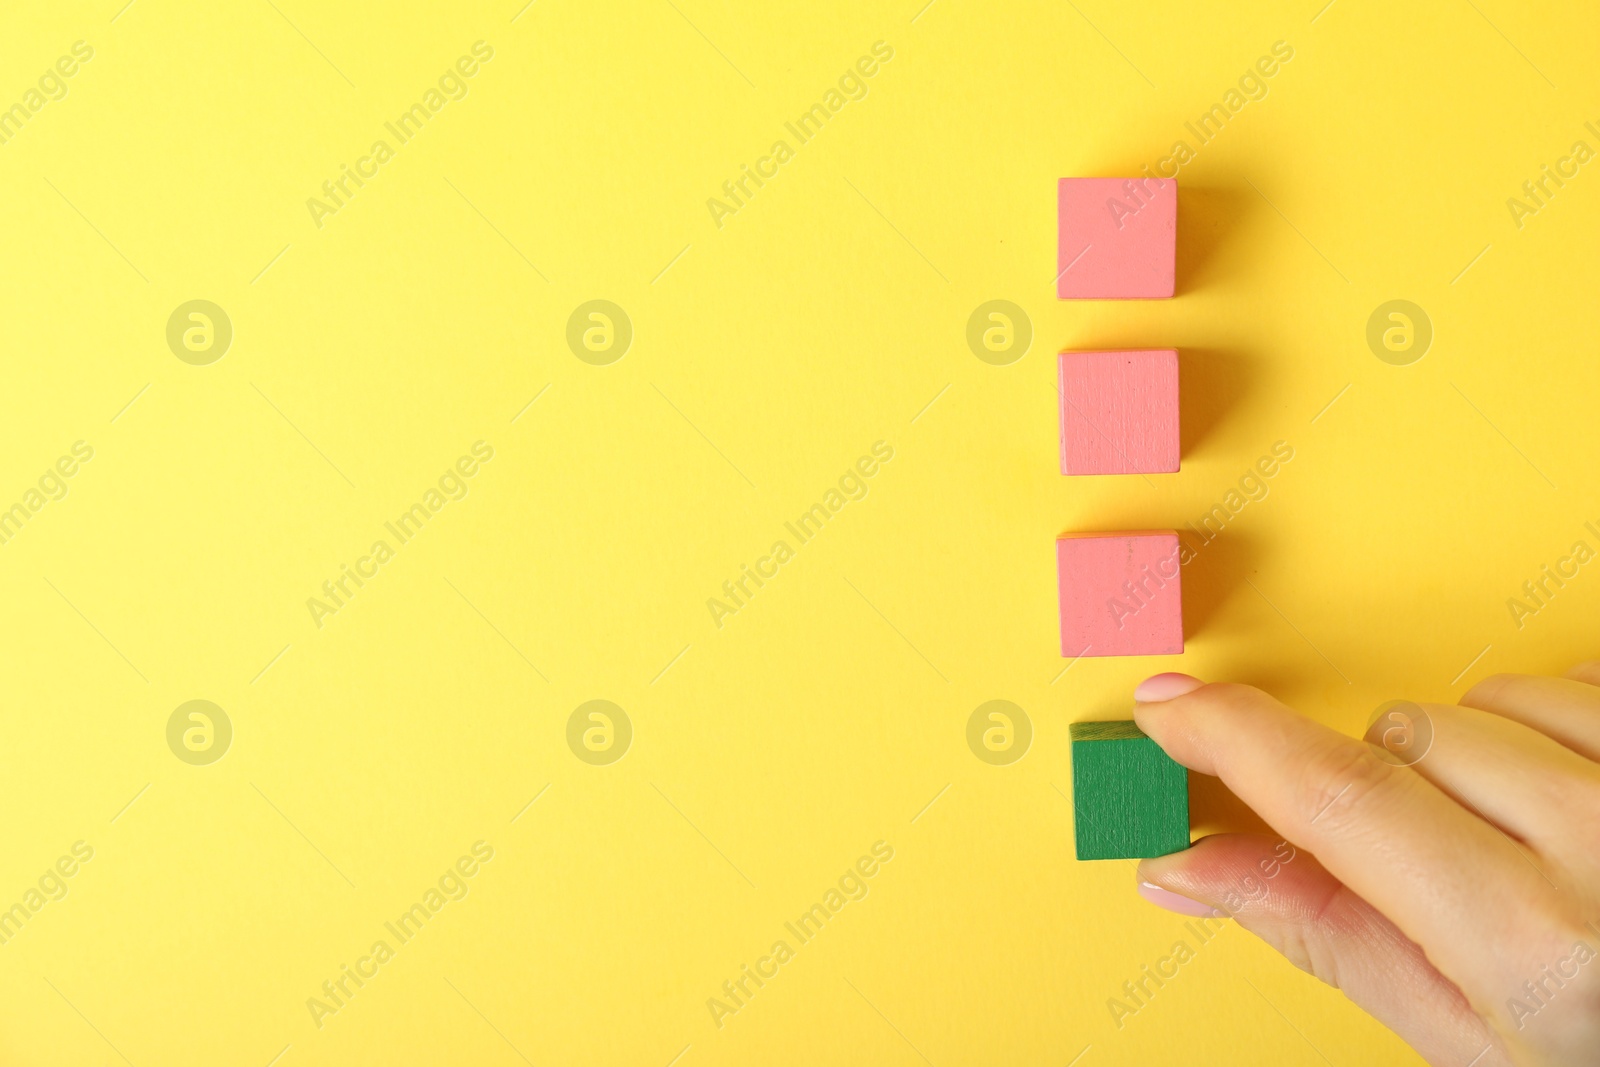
[1132,676,1568,998]
[1137,834,1511,1067]
[1461,673,1600,762]
[1566,660,1600,688]
[1391,703,1600,866]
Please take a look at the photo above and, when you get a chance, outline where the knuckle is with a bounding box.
[1152,680,1270,739]
[1256,883,1367,991]
[1188,682,1276,725]
[1533,906,1599,959]
[1296,741,1405,834]
[1461,672,1519,708]
[1273,924,1323,980]
[1198,681,1267,707]
[1510,912,1600,1033]
[1566,660,1600,687]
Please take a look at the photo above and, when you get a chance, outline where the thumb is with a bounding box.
[1138,834,1508,1067]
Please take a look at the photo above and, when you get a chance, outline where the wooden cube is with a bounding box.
[1057,531,1184,658]
[1059,349,1179,476]
[1057,177,1177,299]
[1070,720,1189,860]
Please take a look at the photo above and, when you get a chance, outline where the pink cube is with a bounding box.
[1057,532,1184,658]
[1059,349,1179,475]
[1057,177,1177,299]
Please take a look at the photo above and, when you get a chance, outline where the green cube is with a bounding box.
[1069,720,1189,860]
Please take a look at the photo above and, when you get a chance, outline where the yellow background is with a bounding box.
[2,0,1596,1063]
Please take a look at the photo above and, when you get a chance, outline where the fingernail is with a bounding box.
[1138,881,1226,919]
[1134,672,1204,702]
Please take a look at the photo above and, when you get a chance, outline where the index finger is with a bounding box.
[1132,675,1569,996]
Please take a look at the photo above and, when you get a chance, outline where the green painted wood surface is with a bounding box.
[1069,720,1189,860]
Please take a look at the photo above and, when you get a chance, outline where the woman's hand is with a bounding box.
[1130,665,1600,1067]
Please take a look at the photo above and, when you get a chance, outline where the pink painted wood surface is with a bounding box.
[1059,350,1179,476]
[1057,531,1184,657]
[1057,177,1177,299]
